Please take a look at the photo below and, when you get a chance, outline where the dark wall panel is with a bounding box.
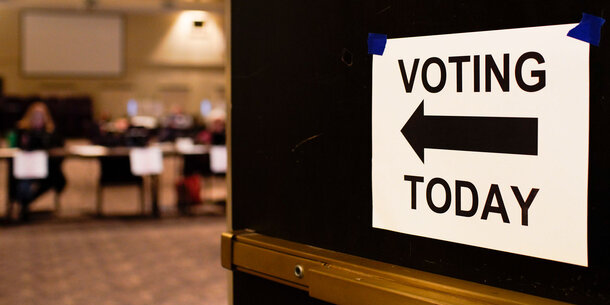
[232,1,609,304]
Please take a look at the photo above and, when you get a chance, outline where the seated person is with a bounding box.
[14,102,66,221]
[91,116,151,148]
[90,117,129,147]
[209,117,226,145]
[158,105,194,142]
[195,117,226,145]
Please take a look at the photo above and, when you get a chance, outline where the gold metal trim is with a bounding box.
[224,0,233,303]
[221,231,571,305]
[220,232,234,270]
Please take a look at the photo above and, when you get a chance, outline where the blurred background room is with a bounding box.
[0,1,229,304]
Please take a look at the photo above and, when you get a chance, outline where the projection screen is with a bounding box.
[21,11,123,77]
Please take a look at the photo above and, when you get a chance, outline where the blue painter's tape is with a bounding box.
[567,13,606,46]
[368,33,387,55]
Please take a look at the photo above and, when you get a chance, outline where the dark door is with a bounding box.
[229,1,609,304]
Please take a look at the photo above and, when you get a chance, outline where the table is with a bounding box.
[0,144,209,219]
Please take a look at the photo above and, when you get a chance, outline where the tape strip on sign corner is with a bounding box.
[567,13,606,46]
[368,33,387,55]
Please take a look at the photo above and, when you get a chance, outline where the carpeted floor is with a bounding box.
[0,145,229,305]
[0,217,228,305]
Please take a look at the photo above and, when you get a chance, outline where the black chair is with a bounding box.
[96,156,145,216]
[5,159,62,221]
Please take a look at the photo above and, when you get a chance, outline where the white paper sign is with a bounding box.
[175,137,195,153]
[129,147,163,175]
[210,145,227,174]
[13,150,49,179]
[372,24,589,266]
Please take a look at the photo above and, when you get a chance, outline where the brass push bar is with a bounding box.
[221,231,570,305]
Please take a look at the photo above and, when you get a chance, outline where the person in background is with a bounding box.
[91,115,129,147]
[196,111,226,145]
[209,117,226,145]
[158,105,194,142]
[89,111,113,145]
[15,102,66,221]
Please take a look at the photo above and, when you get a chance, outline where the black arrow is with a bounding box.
[401,100,537,163]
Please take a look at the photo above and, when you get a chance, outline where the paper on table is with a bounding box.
[175,137,194,153]
[129,147,163,176]
[69,145,108,156]
[210,145,227,174]
[13,150,48,179]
